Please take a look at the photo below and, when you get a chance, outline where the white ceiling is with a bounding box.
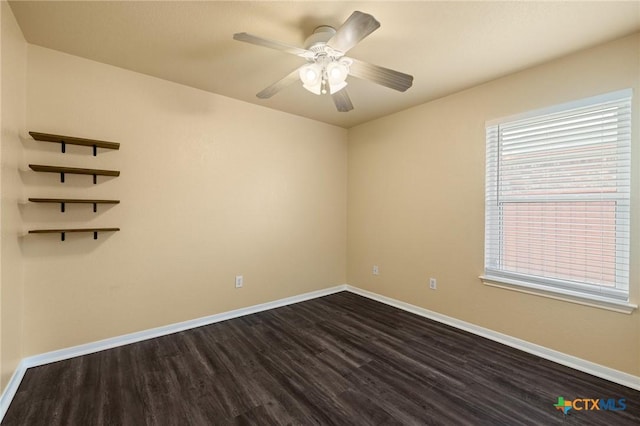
[9,1,640,128]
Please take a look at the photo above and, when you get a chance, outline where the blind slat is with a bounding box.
[485,90,631,299]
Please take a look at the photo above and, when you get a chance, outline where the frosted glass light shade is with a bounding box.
[327,61,348,83]
[329,80,347,94]
[326,61,349,94]
[299,63,322,95]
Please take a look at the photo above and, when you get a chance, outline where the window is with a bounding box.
[483,89,632,309]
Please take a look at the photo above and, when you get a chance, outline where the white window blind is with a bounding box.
[484,89,632,302]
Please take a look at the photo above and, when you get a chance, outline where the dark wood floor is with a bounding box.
[3,291,639,425]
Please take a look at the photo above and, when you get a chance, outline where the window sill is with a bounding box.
[479,275,637,314]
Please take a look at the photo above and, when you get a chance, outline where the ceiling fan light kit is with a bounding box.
[233,11,414,112]
[299,57,351,95]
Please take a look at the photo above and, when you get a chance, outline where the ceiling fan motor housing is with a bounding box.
[304,26,338,53]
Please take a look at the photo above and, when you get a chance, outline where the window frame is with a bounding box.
[481,89,636,314]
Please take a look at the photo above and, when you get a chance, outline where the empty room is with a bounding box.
[1,1,639,424]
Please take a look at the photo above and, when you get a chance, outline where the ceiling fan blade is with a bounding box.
[327,11,380,53]
[348,58,413,92]
[233,32,311,57]
[332,89,354,112]
[256,67,301,99]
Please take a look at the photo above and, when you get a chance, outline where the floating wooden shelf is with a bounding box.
[28,131,121,241]
[29,164,120,184]
[29,227,120,241]
[29,131,120,156]
[29,198,120,212]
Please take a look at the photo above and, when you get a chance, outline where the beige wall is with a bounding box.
[22,45,347,356]
[1,13,638,391]
[1,0,27,390]
[347,33,640,375]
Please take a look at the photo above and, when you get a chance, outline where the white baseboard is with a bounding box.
[0,359,27,422]
[345,285,640,391]
[24,285,347,369]
[2,282,638,423]
[0,284,347,422]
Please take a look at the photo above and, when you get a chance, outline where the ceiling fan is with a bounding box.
[233,11,414,112]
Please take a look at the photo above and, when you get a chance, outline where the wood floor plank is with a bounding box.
[3,291,639,425]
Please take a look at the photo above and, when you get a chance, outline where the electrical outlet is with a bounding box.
[235,275,243,288]
[372,265,379,275]
[429,278,437,290]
